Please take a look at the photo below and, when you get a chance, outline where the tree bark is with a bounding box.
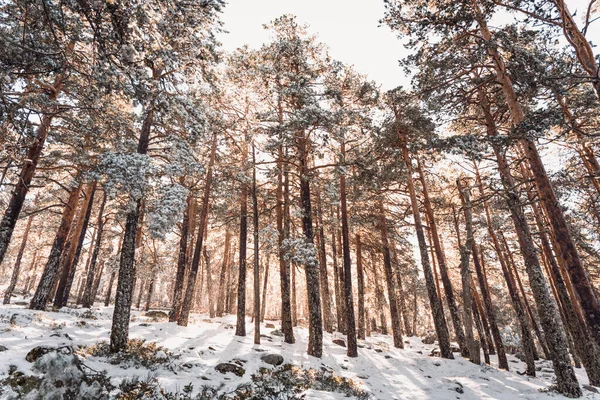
[316,189,334,333]
[216,228,231,318]
[377,198,404,348]
[473,78,580,394]
[252,142,260,344]
[296,131,323,358]
[417,157,467,356]
[0,72,66,265]
[169,187,192,321]
[452,204,480,364]
[339,138,357,357]
[110,107,154,353]
[55,181,97,307]
[30,182,83,310]
[476,3,598,377]
[3,214,33,304]
[356,234,366,340]
[399,134,451,358]
[178,131,217,327]
[235,136,249,336]
[474,167,535,374]
[473,244,509,370]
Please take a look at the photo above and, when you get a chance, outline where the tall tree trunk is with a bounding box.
[76,220,98,305]
[371,251,388,335]
[524,175,600,385]
[169,187,192,322]
[398,134,451,358]
[452,205,480,364]
[474,81,580,394]
[471,287,490,364]
[24,251,39,295]
[0,73,66,265]
[417,158,467,356]
[332,221,345,333]
[205,247,215,318]
[473,244,509,370]
[476,3,598,375]
[252,143,260,344]
[235,137,249,337]
[377,198,404,349]
[316,189,334,333]
[474,163,538,373]
[356,234,366,340]
[297,132,323,358]
[216,228,231,318]
[110,107,154,353]
[178,132,217,327]
[104,271,116,307]
[551,0,600,98]
[339,138,357,357]
[55,181,97,307]
[30,182,83,310]
[391,248,412,336]
[91,260,104,304]
[275,105,294,343]
[501,233,549,358]
[145,269,156,311]
[3,214,33,304]
[261,254,270,322]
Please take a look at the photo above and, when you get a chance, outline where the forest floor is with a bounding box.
[0,296,599,399]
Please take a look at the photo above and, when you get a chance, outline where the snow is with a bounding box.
[1,294,599,399]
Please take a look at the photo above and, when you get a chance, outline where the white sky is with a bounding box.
[217,1,595,92]
[217,0,408,90]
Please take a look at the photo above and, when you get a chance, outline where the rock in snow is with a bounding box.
[215,362,245,377]
[260,353,284,366]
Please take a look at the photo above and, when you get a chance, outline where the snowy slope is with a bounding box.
[0,298,599,399]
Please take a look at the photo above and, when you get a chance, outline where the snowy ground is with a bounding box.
[1,296,599,399]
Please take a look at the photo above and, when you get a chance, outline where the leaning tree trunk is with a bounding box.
[475,83,581,395]
[3,214,33,304]
[0,73,66,266]
[552,0,600,99]
[260,254,270,322]
[399,133,452,359]
[473,244,509,370]
[377,198,404,349]
[452,203,480,365]
[476,2,598,373]
[55,181,97,308]
[474,169,535,374]
[30,182,83,310]
[178,131,217,327]
[417,157,467,356]
[109,108,154,353]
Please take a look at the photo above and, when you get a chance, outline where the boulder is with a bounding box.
[0,345,8,352]
[422,333,436,345]
[215,362,245,377]
[332,339,346,347]
[261,354,284,366]
[26,346,54,363]
[270,329,284,337]
[10,313,33,327]
[144,310,169,320]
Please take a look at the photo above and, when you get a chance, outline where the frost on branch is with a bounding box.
[147,183,188,240]
[281,237,318,267]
